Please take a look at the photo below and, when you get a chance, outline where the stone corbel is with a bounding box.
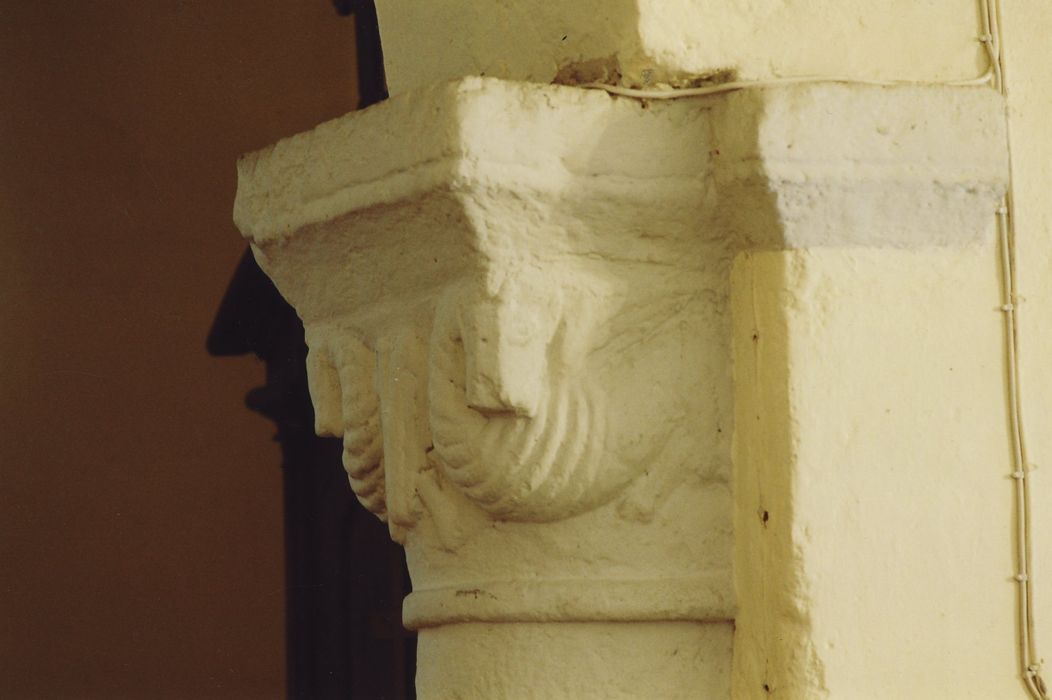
[234,77,1006,699]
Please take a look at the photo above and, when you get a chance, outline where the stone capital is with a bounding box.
[234,76,1007,698]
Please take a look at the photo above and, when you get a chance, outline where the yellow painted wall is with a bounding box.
[376,0,988,94]
[732,2,1051,697]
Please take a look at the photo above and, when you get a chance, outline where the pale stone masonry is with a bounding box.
[234,2,1052,698]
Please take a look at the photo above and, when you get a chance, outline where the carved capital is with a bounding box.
[234,76,1006,697]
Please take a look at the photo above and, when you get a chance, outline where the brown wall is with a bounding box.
[0,2,358,697]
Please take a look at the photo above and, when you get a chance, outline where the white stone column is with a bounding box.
[236,79,737,698]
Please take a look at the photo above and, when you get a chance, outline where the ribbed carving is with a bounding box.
[428,282,642,522]
[335,339,386,519]
[307,336,387,519]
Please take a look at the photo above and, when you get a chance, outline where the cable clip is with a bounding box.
[1016,573,1030,582]
[1001,304,1015,312]
[1012,471,1026,480]
[997,206,1009,216]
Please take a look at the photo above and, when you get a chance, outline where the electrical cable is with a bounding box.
[987,0,1049,695]
[580,14,994,99]
[581,71,992,99]
[579,2,1047,696]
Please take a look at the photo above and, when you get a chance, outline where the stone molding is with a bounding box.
[237,78,1006,252]
[402,575,733,630]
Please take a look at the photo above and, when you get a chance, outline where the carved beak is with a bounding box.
[460,288,549,418]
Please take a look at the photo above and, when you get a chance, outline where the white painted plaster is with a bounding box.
[417,622,733,700]
[726,4,1052,698]
[732,246,1020,697]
